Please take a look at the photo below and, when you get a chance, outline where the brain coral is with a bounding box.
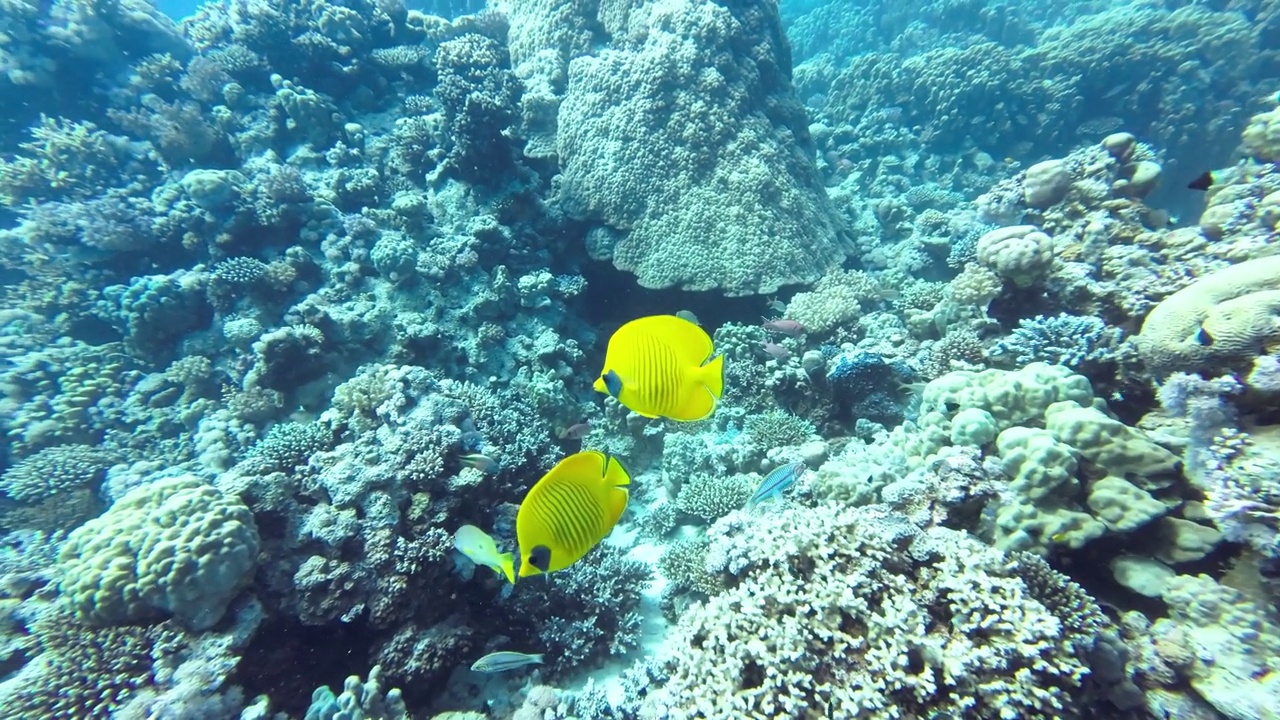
[554,0,845,295]
[1137,254,1280,372]
[59,475,260,630]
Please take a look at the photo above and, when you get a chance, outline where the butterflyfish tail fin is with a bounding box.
[602,455,631,528]
[656,314,714,364]
[498,552,516,584]
[700,353,724,399]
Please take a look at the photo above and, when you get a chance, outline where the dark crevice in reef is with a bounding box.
[232,618,375,717]
[579,257,786,335]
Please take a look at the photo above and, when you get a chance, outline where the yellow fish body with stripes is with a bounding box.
[593,315,724,422]
[516,450,630,578]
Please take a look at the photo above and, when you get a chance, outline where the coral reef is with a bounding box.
[1,0,1278,717]
[639,502,1109,718]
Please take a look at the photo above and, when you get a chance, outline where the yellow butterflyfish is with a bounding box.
[592,314,724,422]
[515,450,630,578]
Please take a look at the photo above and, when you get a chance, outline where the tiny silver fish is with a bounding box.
[747,461,807,508]
[759,340,790,361]
[470,651,545,673]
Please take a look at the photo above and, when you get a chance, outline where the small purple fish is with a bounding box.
[460,453,498,474]
[762,318,807,337]
[558,422,592,440]
[746,461,807,508]
[760,341,790,361]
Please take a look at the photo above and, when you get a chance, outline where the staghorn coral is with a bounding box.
[0,115,145,206]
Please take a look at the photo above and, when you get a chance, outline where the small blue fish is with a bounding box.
[746,461,806,509]
[470,651,545,673]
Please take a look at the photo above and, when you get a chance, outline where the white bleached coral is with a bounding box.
[641,503,1105,719]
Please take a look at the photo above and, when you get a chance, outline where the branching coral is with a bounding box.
[990,312,1122,368]
[499,544,648,675]
[641,503,1107,718]
[0,607,178,719]
[0,115,139,205]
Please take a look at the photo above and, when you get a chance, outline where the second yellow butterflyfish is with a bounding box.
[515,450,630,578]
[592,314,724,422]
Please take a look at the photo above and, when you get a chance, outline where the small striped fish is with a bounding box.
[470,651,545,673]
[747,461,806,509]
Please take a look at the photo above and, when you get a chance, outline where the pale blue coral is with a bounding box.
[991,312,1122,368]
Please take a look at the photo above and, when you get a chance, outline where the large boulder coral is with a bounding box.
[58,475,260,631]
[886,364,1179,554]
[552,0,846,295]
[975,224,1055,288]
[1136,254,1280,373]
